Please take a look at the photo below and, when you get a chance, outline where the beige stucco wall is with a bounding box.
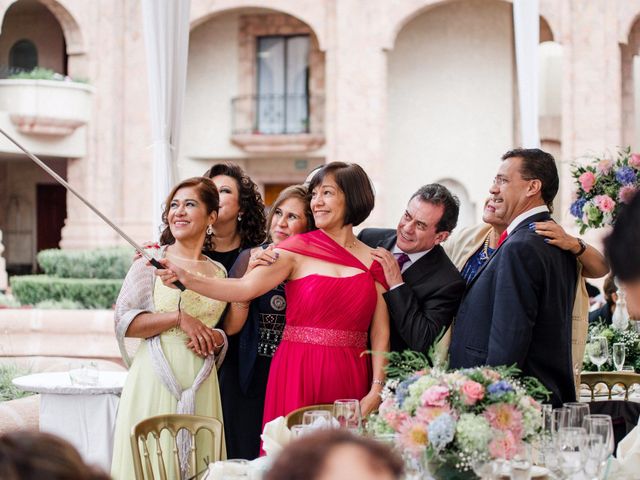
[384,0,515,226]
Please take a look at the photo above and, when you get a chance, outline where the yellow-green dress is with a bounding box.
[111,272,227,479]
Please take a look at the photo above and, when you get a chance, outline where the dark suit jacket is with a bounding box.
[449,212,577,407]
[359,228,465,353]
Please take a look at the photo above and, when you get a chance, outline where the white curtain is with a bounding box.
[141,0,191,237]
[513,0,540,148]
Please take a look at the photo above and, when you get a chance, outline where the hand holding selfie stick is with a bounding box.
[0,127,186,291]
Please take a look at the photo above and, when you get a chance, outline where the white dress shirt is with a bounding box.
[506,205,549,235]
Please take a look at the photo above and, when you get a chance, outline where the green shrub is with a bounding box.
[10,275,122,309]
[35,299,85,310]
[0,292,20,308]
[0,364,33,401]
[8,67,88,83]
[37,247,132,279]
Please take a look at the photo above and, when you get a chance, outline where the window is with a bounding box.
[9,39,38,71]
[257,35,310,134]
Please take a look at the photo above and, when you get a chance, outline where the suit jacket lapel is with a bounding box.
[402,245,440,284]
[464,212,552,290]
[382,232,396,251]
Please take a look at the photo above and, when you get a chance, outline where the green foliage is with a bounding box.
[35,299,85,310]
[8,67,88,83]
[0,364,33,402]
[37,247,132,279]
[583,322,640,372]
[10,275,122,309]
[0,292,20,308]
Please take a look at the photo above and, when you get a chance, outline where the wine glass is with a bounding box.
[333,399,362,433]
[563,402,590,428]
[302,410,333,429]
[551,407,570,435]
[582,414,614,459]
[557,427,586,478]
[587,336,609,371]
[613,343,626,371]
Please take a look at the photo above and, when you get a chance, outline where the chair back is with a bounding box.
[285,404,333,428]
[130,413,223,480]
[580,371,640,400]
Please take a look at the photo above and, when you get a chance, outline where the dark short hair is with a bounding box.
[266,184,316,241]
[410,184,460,233]
[204,163,267,248]
[159,177,219,250]
[0,431,110,480]
[307,162,375,226]
[602,275,618,304]
[501,148,559,211]
[605,190,640,282]
[264,430,403,480]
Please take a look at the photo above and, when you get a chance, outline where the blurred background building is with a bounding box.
[0,0,638,277]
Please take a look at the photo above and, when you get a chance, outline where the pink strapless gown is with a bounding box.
[261,230,388,428]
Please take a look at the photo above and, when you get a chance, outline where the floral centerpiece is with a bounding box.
[570,147,640,234]
[583,322,640,372]
[367,352,548,480]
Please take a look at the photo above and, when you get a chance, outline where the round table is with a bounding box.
[13,370,127,472]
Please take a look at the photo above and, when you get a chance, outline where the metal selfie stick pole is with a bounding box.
[0,127,185,291]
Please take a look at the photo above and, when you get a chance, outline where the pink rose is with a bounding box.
[460,380,485,405]
[596,159,613,175]
[595,194,615,213]
[630,153,640,169]
[579,171,596,193]
[619,185,638,204]
[488,431,519,460]
[421,385,450,407]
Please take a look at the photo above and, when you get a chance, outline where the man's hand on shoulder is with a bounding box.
[370,247,404,288]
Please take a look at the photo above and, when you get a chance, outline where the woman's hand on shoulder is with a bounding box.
[532,221,579,252]
[133,241,159,262]
[245,244,279,275]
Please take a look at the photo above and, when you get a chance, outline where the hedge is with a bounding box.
[37,247,132,279]
[10,275,122,309]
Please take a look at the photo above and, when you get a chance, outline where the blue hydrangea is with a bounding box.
[427,413,456,452]
[570,198,587,219]
[487,380,513,398]
[396,374,420,407]
[616,166,637,185]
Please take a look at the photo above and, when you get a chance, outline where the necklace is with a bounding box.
[478,231,493,262]
[345,238,357,249]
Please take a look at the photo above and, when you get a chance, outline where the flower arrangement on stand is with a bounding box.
[367,351,548,480]
[570,147,640,234]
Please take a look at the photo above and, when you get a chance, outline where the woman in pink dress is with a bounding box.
[157,162,390,421]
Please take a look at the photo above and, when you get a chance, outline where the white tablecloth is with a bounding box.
[13,371,127,472]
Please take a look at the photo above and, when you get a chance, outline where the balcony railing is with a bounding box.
[231,94,323,135]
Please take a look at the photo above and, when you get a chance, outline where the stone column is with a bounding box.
[325,0,389,225]
[0,229,7,291]
[559,0,622,244]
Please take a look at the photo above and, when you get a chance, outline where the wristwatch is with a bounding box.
[574,238,587,257]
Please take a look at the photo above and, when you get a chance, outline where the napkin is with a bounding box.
[261,416,291,457]
[608,424,640,479]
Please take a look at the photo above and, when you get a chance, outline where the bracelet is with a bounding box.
[211,328,227,349]
[372,379,385,387]
[232,302,250,309]
[573,238,587,257]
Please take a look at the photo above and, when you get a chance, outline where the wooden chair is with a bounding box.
[130,414,223,480]
[580,371,640,400]
[284,404,333,428]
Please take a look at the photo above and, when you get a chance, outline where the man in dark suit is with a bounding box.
[449,148,578,407]
[359,184,465,353]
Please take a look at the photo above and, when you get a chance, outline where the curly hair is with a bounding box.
[204,163,267,249]
[266,184,315,241]
[159,177,219,251]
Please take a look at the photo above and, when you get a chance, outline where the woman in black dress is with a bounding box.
[222,185,315,459]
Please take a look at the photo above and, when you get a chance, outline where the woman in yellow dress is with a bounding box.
[111,177,228,479]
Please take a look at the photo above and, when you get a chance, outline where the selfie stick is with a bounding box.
[0,127,185,291]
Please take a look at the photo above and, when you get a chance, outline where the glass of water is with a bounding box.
[333,399,362,433]
[509,443,532,480]
[612,342,626,371]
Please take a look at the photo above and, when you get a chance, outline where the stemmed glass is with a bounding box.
[563,402,590,428]
[613,343,626,371]
[588,336,609,372]
[582,414,614,458]
[333,399,362,433]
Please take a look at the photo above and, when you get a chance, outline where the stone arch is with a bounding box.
[383,0,558,50]
[0,0,86,55]
[190,0,326,50]
[436,179,476,229]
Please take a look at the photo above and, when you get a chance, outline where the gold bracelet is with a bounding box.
[232,302,250,309]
